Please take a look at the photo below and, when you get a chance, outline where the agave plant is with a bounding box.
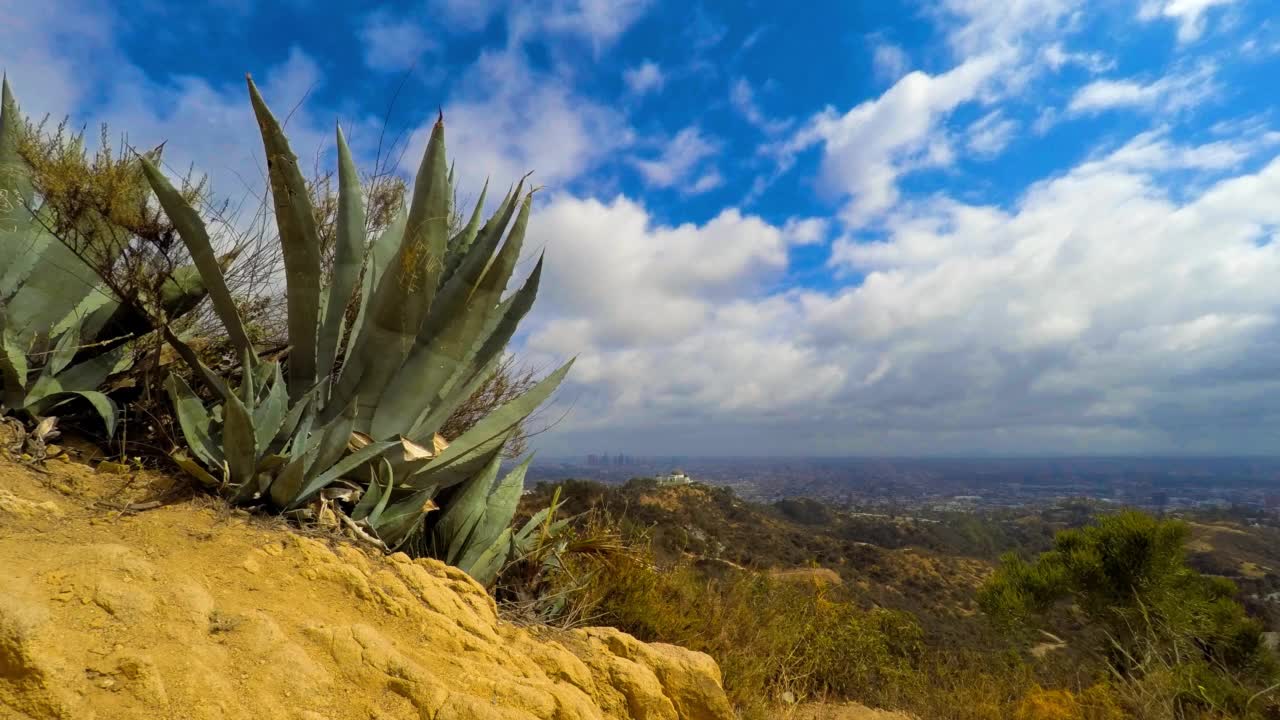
[0,76,210,434]
[147,75,571,559]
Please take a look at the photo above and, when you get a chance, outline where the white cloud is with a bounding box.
[537,0,652,48]
[872,43,910,82]
[1068,64,1217,114]
[784,54,1004,226]
[630,125,719,192]
[781,217,830,246]
[1041,42,1114,73]
[521,126,1280,454]
[966,110,1018,156]
[730,78,791,135]
[623,60,664,95]
[1139,0,1240,43]
[409,47,632,194]
[523,195,844,433]
[359,11,436,72]
[937,0,1082,58]
[427,0,651,49]
[690,171,724,194]
[428,0,505,32]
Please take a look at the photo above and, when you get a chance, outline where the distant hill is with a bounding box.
[525,477,1280,646]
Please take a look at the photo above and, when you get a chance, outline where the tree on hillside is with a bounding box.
[980,511,1275,717]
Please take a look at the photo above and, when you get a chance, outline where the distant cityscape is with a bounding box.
[528,455,1280,512]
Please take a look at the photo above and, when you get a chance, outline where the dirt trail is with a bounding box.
[0,453,733,720]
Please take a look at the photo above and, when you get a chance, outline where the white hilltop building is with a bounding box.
[656,469,692,486]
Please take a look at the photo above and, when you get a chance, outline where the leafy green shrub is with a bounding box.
[981,511,1278,718]
[1,77,209,435]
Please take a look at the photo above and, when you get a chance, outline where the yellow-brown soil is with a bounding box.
[0,453,733,720]
[790,701,913,719]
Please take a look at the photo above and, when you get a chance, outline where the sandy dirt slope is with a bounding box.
[0,453,734,720]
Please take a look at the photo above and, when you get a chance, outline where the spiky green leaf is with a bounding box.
[289,438,398,508]
[431,452,501,564]
[370,196,533,439]
[456,456,532,571]
[342,116,450,434]
[463,527,513,587]
[221,391,258,485]
[247,76,321,399]
[164,374,223,467]
[372,487,436,549]
[252,362,289,452]
[141,159,254,359]
[317,125,365,380]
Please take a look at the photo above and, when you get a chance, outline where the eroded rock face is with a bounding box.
[0,459,734,720]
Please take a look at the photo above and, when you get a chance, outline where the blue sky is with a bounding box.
[5,0,1280,456]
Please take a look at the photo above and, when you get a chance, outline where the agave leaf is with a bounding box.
[372,487,436,549]
[172,452,219,489]
[36,322,81,387]
[47,281,116,340]
[3,247,105,342]
[456,456,532,571]
[250,353,276,400]
[340,207,405,377]
[252,362,289,452]
[432,452,501,564]
[247,77,321,399]
[0,76,36,268]
[345,117,450,434]
[409,255,543,441]
[0,79,106,337]
[221,391,258,486]
[48,344,127,394]
[0,321,29,408]
[156,262,212,320]
[441,179,489,283]
[0,230,51,305]
[370,196,533,439]
[32,390,116,435]
[268,453,306,508]
[425,182,523,339]
[256,453,288,474]
[236,348,256,408]
[463,527,513,587]
[409,352,502,444]
[142,158,254,359]
[306,398,356,478]
[514,490,557,548]
[317,125,366,380]
[164,374,223,467]
[271,394,312,454]
[289,438,398,508]
[367,457,396,525]
[351,461,386,522]
[159,326,231,402]
[417,359,573,482]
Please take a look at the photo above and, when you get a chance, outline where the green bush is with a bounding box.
[980,511,1278,718]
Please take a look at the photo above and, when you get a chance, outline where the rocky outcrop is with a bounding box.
[0,457,734,720]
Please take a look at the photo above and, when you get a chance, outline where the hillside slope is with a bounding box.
[0,455,734,720]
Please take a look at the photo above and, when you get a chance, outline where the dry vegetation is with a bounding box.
[510,479,1280,719]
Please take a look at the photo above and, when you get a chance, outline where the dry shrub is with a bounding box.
[1015,685,1127,720]
[438,354,538,453]
[544,529,928,717]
